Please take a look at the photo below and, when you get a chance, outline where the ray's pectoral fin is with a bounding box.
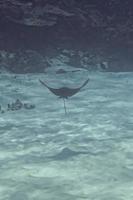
[80,77,90,89]
[39,79,59,96]
[39,79,50,90]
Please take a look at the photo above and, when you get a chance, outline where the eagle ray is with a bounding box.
[39,78,89,114]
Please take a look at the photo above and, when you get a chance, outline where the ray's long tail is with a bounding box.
[63,98,67,115]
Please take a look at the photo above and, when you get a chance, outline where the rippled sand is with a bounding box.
[0,71,133,200]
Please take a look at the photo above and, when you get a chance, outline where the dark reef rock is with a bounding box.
[0,50,49,73]
[0,0,133,72]
[1,48,133,73]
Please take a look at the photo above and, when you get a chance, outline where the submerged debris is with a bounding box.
[23,103,35,110]
[7,99,23,111]
[0,105,5,113]
[0,99,35,113]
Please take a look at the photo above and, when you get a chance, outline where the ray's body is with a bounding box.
[39,78,89,114]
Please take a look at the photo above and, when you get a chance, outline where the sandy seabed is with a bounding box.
[0,70,133,200]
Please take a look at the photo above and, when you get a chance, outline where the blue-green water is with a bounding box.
[0,71,133,200]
